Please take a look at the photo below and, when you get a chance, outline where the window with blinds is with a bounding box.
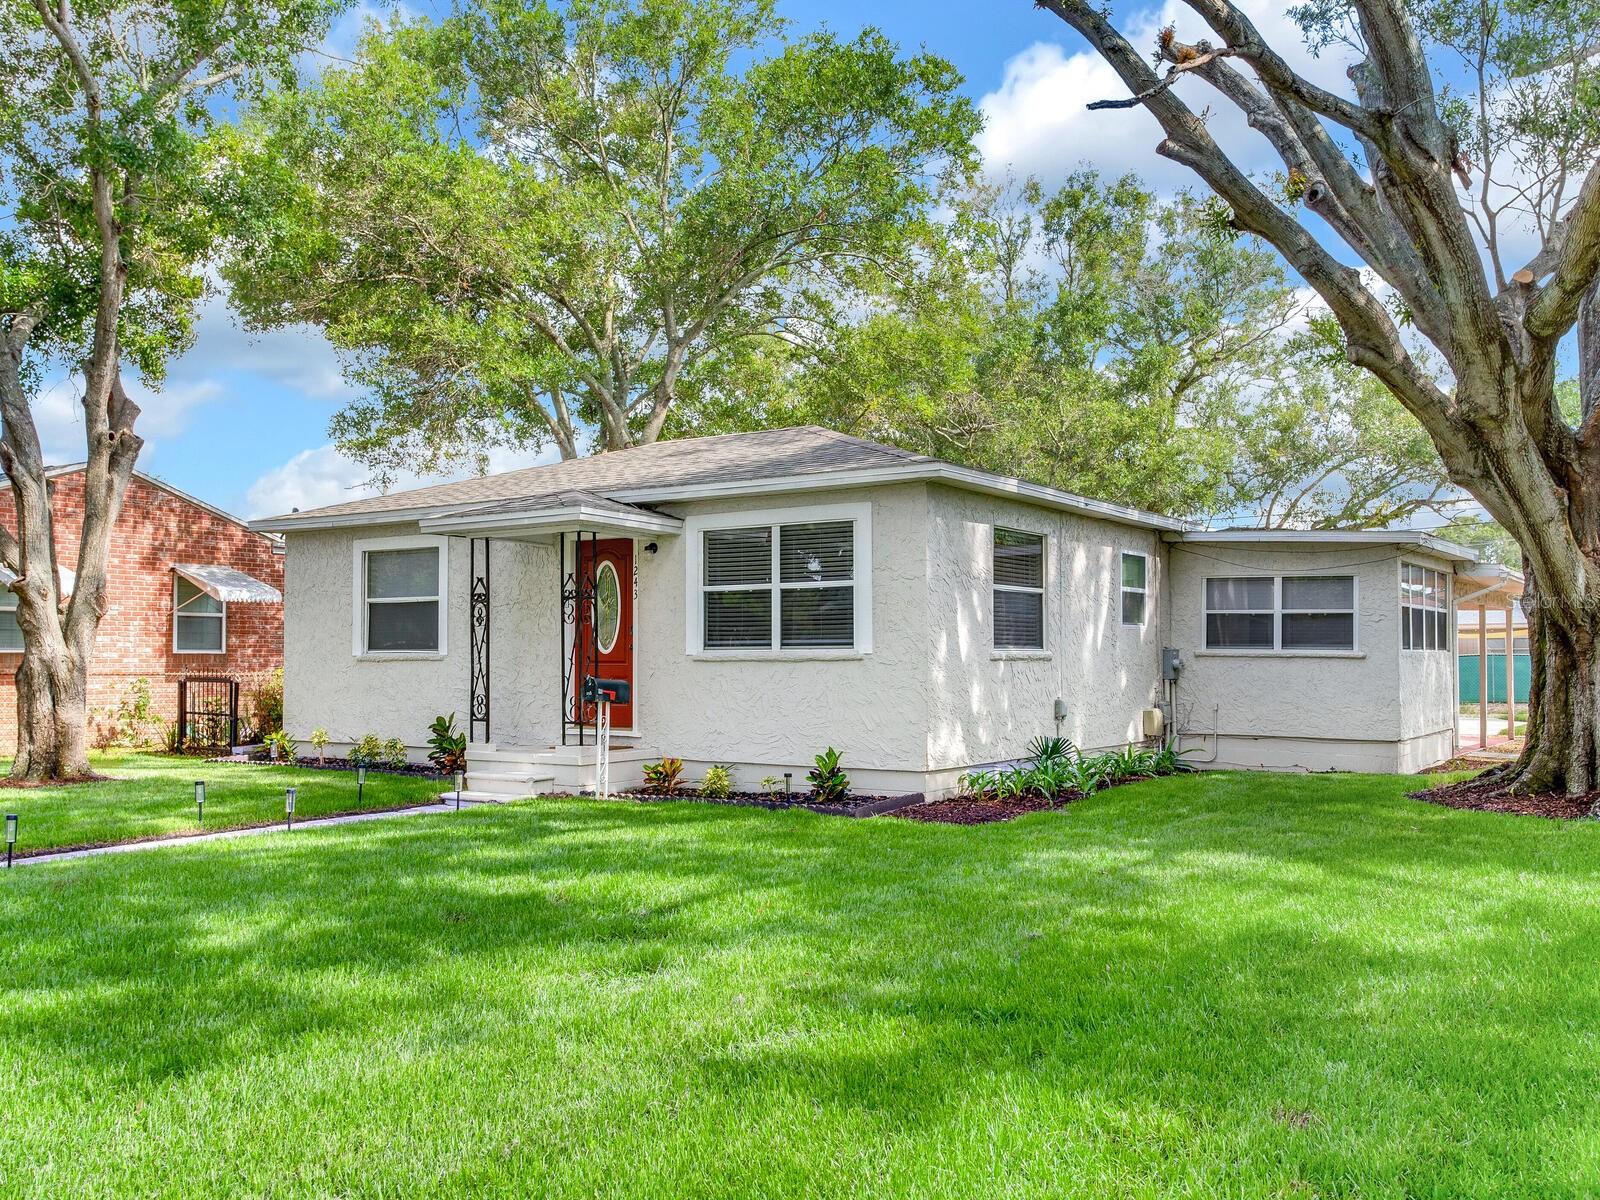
[703,520,856,649]
[364,546,442,653]
[1205,574,1356,651]
[1400,562,1449,651]
[993,528,1045,650]
[0,591,20,652]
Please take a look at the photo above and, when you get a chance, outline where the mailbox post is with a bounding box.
[580,677,630,800]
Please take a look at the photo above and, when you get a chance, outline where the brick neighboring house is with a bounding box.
[0,466,284,751]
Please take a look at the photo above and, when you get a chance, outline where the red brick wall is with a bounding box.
[0,471,285,750]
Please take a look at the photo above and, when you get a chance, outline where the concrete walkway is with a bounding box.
[9,801,459,868]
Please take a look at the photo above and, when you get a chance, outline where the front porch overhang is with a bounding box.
[418,491,682,543]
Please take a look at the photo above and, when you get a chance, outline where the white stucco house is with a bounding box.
[253,426,1495,798]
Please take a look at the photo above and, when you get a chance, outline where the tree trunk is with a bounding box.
[10,643,92,781]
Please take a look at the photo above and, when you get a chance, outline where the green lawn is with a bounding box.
[4,771,1599,1198]
[0,753,446,855]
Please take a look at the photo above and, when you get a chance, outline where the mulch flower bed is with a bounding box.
[237,754,447,779]
[624,789,920,818]
[890,793,1065,825]
[1410,774,1599,820]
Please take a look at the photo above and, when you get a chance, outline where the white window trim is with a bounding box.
[992,527,1047,652]
[1120,549,1148,628]
[173,575,227,655]
[351,534,449,659]
[684,501,873,657]
[1399,560,1452,653]
[1203,574,1361,654]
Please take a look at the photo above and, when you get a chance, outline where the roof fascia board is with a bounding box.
[1169,528,1479,564]
[419,506,684,537]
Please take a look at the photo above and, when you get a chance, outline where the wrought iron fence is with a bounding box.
[177,676,239,752]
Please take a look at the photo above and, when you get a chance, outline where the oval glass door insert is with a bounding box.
[595,560,622,654]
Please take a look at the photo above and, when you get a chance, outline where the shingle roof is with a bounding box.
[252,425,1187,532]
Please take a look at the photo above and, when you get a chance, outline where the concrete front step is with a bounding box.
[468,741,656,792]
[463,770,558,799]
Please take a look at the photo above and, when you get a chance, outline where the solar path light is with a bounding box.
[5,814,16,868]
[195,780,206,828]
[285,787,297,831]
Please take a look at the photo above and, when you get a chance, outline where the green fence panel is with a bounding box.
[1459,653,1531,704]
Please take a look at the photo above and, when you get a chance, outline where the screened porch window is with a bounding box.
[1400,562,1449,651]
[173,576,225,653]
[702,520,856,650]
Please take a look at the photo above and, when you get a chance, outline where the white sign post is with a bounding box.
[596,697,611,801]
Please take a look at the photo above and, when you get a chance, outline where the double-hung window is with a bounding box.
[1121,552,1148,627]
[993,529,1045,650]
[1400,562,1449,651]
[0,590,20,652]
[699,513,862,651]
[355,538,446,655]
[1205,575,1356,651]
[173,577,225,653]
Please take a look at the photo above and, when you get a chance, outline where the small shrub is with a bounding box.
[1026,735,1075,767]
[959,769,999,798]
[1151,740,1200,774]
[263,729,297,761]
[700,764,734,799]
[251,669,284,735]
[807,747,850,804]
[643,757,686,794]
[759,774,781,796]
[159,720,183,754]
[351,734,409,771]
[427,714,467,775]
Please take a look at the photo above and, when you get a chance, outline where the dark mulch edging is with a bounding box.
[890,793,1067,825]
[239,755,446,779]
[1410,775,1598,821]
[624,789,922,819]
[0,771,112,790]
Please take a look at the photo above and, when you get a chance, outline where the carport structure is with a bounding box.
[1454,563,1525,753]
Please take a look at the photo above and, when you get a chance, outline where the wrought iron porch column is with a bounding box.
[469,537,491,743]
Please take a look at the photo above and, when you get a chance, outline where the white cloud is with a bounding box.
[245,441,564,519]
[978,0,1357,192]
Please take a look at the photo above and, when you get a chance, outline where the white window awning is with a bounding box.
[173,563,282,604]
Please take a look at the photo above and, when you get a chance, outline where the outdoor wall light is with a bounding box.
[454,770,465,810]
[285,787,297,831]
[5,813,16,868]
[644,542,658,554]
[195,780,206,828]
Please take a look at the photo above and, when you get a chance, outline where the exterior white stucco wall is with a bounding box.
[923,484,1164,773]
[631,483,932,787]
[1165,543,1457,772]
[283,523,470,757]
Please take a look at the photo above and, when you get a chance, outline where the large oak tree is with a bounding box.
[222,0,979,475]
[1037,0,1600,795]
[0,0,342,780]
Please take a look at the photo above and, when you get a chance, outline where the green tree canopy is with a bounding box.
[679,170,1457,526]
[221,0,980,475]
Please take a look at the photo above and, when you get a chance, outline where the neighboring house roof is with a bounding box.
[0,563,74,596]
[251,426,1191,534]
[1171,528,1480,565]
[9,464,284,549]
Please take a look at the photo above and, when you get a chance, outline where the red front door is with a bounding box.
[572,538,635,731]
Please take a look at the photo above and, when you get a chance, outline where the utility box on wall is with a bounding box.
[1141,707,1165,738]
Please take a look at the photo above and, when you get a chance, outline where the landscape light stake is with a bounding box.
[455,770,465,810]
[5,814,16,868]
[195,781,205,829]
[356,764,367,805]
[783,772,792,799]
[285,787,297,831]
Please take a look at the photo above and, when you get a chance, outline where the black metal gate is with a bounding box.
[177,676,239,752]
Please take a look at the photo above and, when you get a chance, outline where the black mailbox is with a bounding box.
[582,676,631,705]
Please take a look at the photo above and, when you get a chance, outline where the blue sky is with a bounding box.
[46,0,1483,521]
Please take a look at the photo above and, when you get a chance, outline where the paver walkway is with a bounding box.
[9,801,460,868]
